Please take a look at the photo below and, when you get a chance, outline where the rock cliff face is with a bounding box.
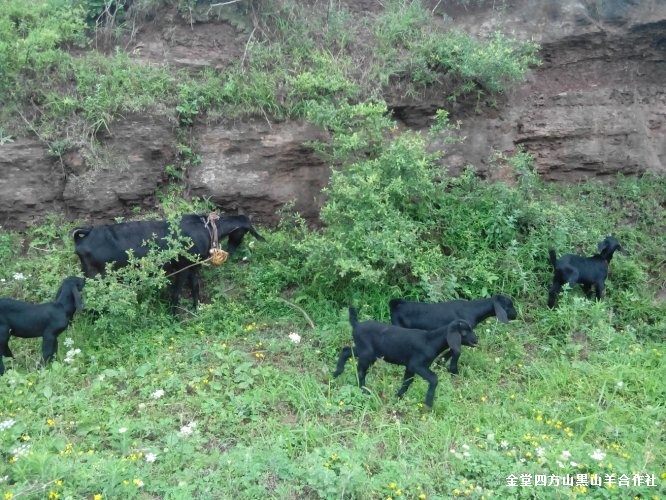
[1,0,664,230]
[423,0,666,180]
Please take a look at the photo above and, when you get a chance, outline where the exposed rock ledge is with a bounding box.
[1,0,664,230]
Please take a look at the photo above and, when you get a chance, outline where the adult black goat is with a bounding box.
[0,276,85,375]
[547,236,628,308]
[72,214,265,311]
[389,295,517,331]
[333,307,478,408]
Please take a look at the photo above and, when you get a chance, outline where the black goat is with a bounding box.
[547,236,628,308]
[333,307,478,408]
[0,276,85,375]
[389,295,517,331]
[72,214,265,311]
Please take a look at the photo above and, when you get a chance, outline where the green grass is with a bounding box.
[1,175,664,499]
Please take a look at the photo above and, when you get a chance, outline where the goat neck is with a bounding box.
[422,326,456,354]
[467,298,497,325]
[596,248,618,267]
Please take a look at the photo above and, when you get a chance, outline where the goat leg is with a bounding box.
[40,332,58,366]
[447,349,462,375]
[547,281,562,308]
[582,283,593,299]
[0,328,12,358]
[413,365,438,408]
[396,368,415,398]
[0,328,12,374]
[333,346,354,377]
[595,282,606,300]
[356,359,373,394]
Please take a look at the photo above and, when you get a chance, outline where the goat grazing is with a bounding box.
[0,276,85,375]
[547,235,628,308]
[333,307,478,408]
[389,295,517,331]
[72,214,265,311]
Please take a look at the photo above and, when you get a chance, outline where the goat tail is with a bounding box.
[72,227,92,241]
[388,298,404,314]
[548,249,558,268]
[348,306,359,327]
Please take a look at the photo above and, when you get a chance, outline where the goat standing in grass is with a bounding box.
[72,214,265,312]
[333,307,478,408]
[389,295,517,331]
[547,236,628,308]
[388,296,516,368]
[0,277,85,375]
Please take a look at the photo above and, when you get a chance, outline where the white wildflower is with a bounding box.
[556,460,565,469]
[462,444,470,450]
[616,381,624,388]
[135,479,144,487]
[570,461,578,467]
[500,440,509,449]
[13,272,25,281]
[179,421,196,436]
[0,419,16,431]
[151,389,165,399]
[536,447,545,457]
[560,450,571,459]
[118,427,127,434]
[97,374,105,382]
[0,475,8,482]
[10,443,31,461]
[64,337,75,347]
[145,452,157,463]
[288,332,302,344]
[590,449,606,461]
[0,278,5,282]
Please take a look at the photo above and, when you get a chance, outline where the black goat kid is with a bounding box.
[333,307,478,408]
[72,214,265,312]
[389,295,517,331]
[0,277,85,375]
[547,236,628,308]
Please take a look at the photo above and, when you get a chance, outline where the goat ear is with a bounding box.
[73,287,82,312]
[493,298,509,323]
[598,239,610,253]
[446,330,462,352]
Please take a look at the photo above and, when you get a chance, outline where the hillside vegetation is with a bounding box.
[1,1,665,499]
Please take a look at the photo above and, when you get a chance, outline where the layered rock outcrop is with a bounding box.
[1,0,664,229]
